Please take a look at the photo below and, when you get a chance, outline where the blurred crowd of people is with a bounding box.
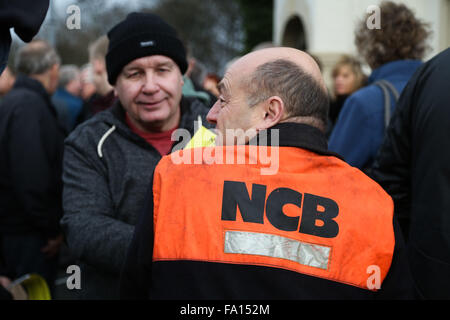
[0,0,449,301]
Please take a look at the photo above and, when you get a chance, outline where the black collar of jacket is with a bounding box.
[13,74,57,117]
[14,73,50,100]
[250,122,343,160]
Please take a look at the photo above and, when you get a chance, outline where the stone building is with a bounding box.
[273,0,450,87]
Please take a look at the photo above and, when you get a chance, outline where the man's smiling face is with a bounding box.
[114,55,184,132]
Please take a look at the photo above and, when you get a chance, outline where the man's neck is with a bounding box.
[30,73,51,94]
[279,116,325,133]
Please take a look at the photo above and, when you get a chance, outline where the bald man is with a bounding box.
[120,48,414,300]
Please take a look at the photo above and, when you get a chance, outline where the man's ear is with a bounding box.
[51,64,59,77]
[259,96,285,130]
[50,64,60,85]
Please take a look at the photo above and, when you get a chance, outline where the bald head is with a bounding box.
[207,47,330,144]
[223,47,329,131]
[230,47,326,92]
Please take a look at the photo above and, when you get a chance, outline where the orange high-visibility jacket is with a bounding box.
[121,123,412,300]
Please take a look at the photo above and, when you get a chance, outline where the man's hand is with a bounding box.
[41,234,64,258]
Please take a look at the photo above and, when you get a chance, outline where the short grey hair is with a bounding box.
[81,63,94,83]
[244,59,329,127]
[58,65,80,88]
[15,40,61,76]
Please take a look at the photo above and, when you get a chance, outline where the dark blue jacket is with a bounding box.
[52,88,84,132]
[328,60,422,169]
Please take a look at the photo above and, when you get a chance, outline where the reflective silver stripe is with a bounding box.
[224,231,330,270]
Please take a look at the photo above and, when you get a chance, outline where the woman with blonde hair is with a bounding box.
[329,55,367,125]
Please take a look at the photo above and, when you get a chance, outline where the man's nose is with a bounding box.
[206,100,220,125]
[142,73,159,94]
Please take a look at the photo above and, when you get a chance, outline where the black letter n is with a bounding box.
[221,181,266,224]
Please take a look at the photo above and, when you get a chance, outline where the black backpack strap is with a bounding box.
[374,80,400,129]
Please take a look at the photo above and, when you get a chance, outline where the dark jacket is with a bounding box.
[52,88,84,133]
[370,48,450,299]
[0,0,49,74]
[328,60,422,169]
[73,91,117,130]
[121,123,414,300]
[83,90,117,116]
[0,285,11,300]
[0,75,65,238]
[0,0,49,43]
[329,94,349,125]
[61,97,211,299]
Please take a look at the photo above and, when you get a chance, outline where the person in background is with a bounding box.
[370,48,450,299]
[328,1,430,170]
[52,65,84,133]
[83,36,116,115]
[0,66,15,100]
[0,1,51,300]
[69,63,98,129]
[80,63,96,102]
[0,40,65,295]
[182,54,215,108]
[329,55,366,126]
[202,73,220,98]
[60,12,211,300]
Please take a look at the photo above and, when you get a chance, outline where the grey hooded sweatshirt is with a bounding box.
[61,97,211,299]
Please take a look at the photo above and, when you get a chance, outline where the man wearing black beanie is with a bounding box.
[106,12,188,86]
[60,12,211,299]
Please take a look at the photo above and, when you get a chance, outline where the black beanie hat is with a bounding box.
[105,12,188,85]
